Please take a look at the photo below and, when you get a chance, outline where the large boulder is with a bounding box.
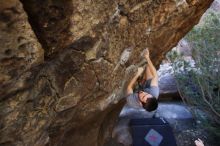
[158,62,181,100]
[211,0,220,11]
[0,0,214,146]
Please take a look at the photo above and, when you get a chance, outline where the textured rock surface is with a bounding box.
[0,0,214,146]
[0,0,44,99]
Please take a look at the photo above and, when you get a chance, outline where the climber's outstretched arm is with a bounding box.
[126,67,144,95]
[144,49,158,87]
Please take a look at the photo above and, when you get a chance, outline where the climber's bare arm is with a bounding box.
[144,49,158,87]
[126,67,144,95]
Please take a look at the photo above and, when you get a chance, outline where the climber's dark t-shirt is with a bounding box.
[126,79,159,109]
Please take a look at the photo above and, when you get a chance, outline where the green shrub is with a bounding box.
[167,10,220,137]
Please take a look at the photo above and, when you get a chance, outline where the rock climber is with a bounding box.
[112,48,160,146]
[126,48,159,112]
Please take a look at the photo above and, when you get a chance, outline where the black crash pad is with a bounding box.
[130,118,177,146]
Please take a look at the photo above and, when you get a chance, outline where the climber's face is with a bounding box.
[138,91,153,103]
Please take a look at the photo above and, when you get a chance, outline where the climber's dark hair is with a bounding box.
[137,89,158,112]
[142,97,158,112]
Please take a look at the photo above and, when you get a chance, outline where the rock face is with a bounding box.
[0,0,44,98]
[0,0,214,146]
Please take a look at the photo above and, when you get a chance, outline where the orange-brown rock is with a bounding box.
[0,0,214,146]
